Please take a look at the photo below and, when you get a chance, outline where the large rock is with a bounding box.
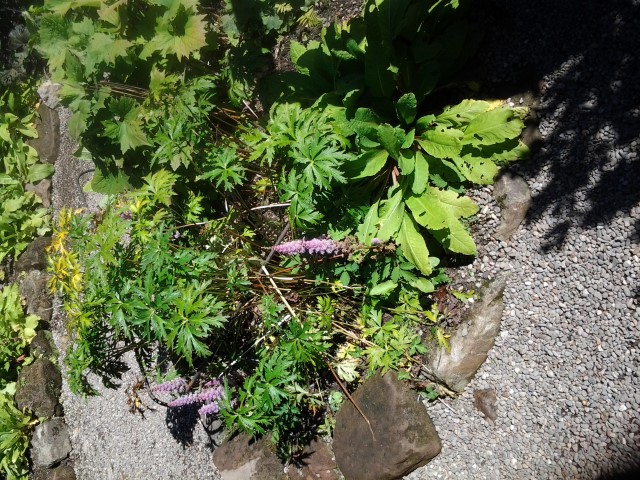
[30,418,72,468]
[18,270,53,324]
[287,439,339,480]
[427,274,507,393]
[333,371,442,480]
[26,178,52,208]
[493,172,532,241]
[15,236,52,272]
[15,357,61,418]
[28,103,60,164]
[213,433,288,480]
[29,330,56,359]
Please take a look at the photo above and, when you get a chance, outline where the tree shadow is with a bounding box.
[469,0,640,253]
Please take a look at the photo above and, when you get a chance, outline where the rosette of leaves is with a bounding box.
[353,95,529,276]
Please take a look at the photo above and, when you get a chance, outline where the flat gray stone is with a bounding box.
[15,357,61,418]
[30,418,72,468]
[427,274,506,392]
[213,433,287,480]
[493,172,532,241]
[28,103,60,164]
[15,236,51,272]
[18,269,53,324]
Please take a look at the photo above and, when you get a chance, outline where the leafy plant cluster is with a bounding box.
[0,84,53,268]
[35,0,530,460]
[0,283,39,480]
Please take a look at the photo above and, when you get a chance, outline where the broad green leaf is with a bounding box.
[348,149,388,179]
[370,280,398,296]
[411,277,434,293]
[417,127,463,159]
[377,186,404,242]
[451,153,499,184]
[463,108,524,146]
[415,114,436,134]
[27,164,54,183]
[431,218,476,255]
[436,99,490,127]
[290,41,308,73]
[377,124,406,161]
[406,187,477,230]
[357,201,380,245]
[397,213,432,275]
[396,93,417,124]
[397,150,415,176]
[412,151,429,195]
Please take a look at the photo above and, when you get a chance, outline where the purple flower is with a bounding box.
[274,237,339,256]
[198,402,220,416]
[168,392,200,407]
[371,238,381,245]
[197,386,225,404]
[151,377,187,394]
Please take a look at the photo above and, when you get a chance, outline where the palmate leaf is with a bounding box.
[102,98,149,154]
[397,212,432,275]
[141,5,207,61]
[85,32,132,75]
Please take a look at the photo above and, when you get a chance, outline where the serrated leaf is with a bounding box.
[397,212,432,275]
[412,151,429,194]
[463,108,524,146]
[451,153,499,184]
[85,32,132,75]
[377,186,404,241]
[436,99,490,127]
[348,149,388,179]
[417,127,463,159]
[102,98,149,153]
[396,93,417,124]
[370,280,398,296]
[90,166,132,195]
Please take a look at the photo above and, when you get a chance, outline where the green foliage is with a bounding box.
[0,393,34,480]
[0,85,52,264]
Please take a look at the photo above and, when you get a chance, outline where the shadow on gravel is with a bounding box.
[471,0,640,251]
[166,404,201,447]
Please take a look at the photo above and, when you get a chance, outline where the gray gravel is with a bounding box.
[409,0,640,478]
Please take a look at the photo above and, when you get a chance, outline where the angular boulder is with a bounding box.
[30,418,72,467]
[213,433,288,480]
[28,103,60,165]
[15,236,52,272]
[493,172,531,241]
[427,274,507,393]
[19,269,53,324]
[29,330,56,359]
[333,371,441,480]
[50,465,77,480]
[15,357,61,418]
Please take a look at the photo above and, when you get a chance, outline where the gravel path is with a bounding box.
[49,0,639,479]
[409,0,640,478]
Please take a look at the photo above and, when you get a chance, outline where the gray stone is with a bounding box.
[333,371,441,480]
[28,103,60,165]
[15,236,52,272]
[493,172,532,241]
[427,274,506,392]
[213,433,287,480]
[49,465,77,480]
[18,270,53,324]
[37,80,62,110]
[29,330,56,359]
[30,418,72,468]
[287,439,339,480]
[15,357,61,418]
[26,179,52,208]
